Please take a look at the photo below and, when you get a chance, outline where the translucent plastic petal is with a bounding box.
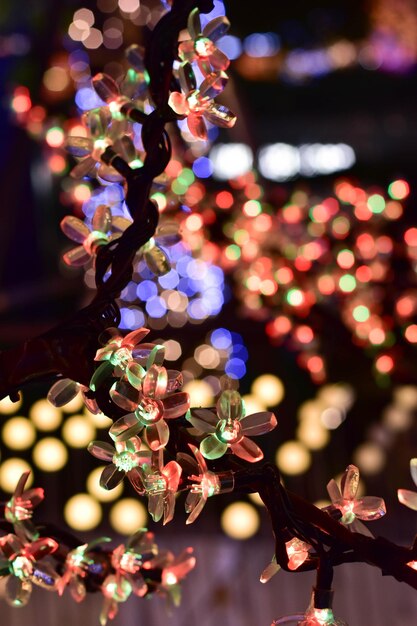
[208,47,230,71]
[65,136,93,158]
[125,44,145,72]
[84,108,112,138]
[32,561,60,590]
[143,365,168,398]
[148,494,164,522]
[144,245,171,276]
[163,460,182,492]
[110,380,140,411]
[70,156,97,179]
[187,113,207,140]
[231,436,263,463]
[63,246,91,267]
[127,467,145,495]
[162,392,190,419]
[110,413,142,442]
[126,362,146,389]
[204,102,236,128]
[178,62,197,93]
[202,15,230,42]
[96,164,123,184]
[350,519,374,537]
[178,40,196,64]
[199,71,228,99]
[327,478,342,504]
[341,464,360,500]
[123,327,150,348]
[113,136,137,163]
[90,361,114,391]
[155,222,181,247]
[189,443,208,473]
[112,216,132,232]
[168,91,189,116]
[260,557,280,583]
[69,576,87,603]
[200,434,228,460]
[410,458,417,487]
[47,378,80,407]
[100,463,125,490]
[166,370,183,393]
[92,73,120,103]
[146,344,165,368]
[354,496,386,520]
[27,537,58,560]
[187,8,202,40]
[398,488,417,510]
[131,572,148,597]
[217,390,243,422]
[241,411,277,436]
[92,204,112,234]
[60,216,90,243]
[6,576,32,607]
[145,419,170,451]
[163,491,176,525]
[185,493,206,525]
[88,440,115,462]
[186,408,218,432]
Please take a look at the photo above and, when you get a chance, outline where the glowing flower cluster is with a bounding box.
[186,388,277,461]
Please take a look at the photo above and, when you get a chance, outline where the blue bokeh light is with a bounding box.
[211,328,232,350]
[192,156,214,179]
[225,358,247,379]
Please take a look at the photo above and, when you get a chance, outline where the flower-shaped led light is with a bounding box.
[138,219,182,277]
[285,537,312,571]
[109,530,158,599]
[66,106,136,181]
[0,533,59,607]
[148,547,196,607]
[5,472,44,542]
[179,8,230,75]
[110,364,189,450]
[138,450,182,525]
[326,464,386,531]
[398,457,417,510]
[87,436,144,492]
[186,389,277,462]
[177,444,234,524]
[90,327,154,406]
[60,204,130,267]
[169,62,236,140]
[58,537,111,602]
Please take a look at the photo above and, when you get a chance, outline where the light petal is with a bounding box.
[110,380,140,411]
[88,440,115,462]
[144,245,171,276]
[47,379,80,407]
[202,15,230,42]
[70,156,97,179]
[92,72,120,103]
[200,434,227,460]
[185,493,206,525]
[6,577,32,607]
[90,361,114,391]
[162,392,190,419]
[166,370,183,393]
[354,496,386,520]
[260,557,280,583]
[204,102,236,128]
[187,113,207,140]
[341,465,360,500]
[168,91,189,116]
[162,461,182,492]
[143,365,168,398]
[148,494,164,522]
[123,327,150,348]
[199,71,228,99]
[241,411,277,436]
[327,478,342,504]
[217,390,243,421]
[126,362,146,389]
[92,204,112,234]
[145,420,169,451]
[230,436,263,463]
[65,136,93,158]
[208,47,230,71]
[187,7,202,40]
[60,216,90,243]
[63,245,91,267]
[410,458,417,487]
[127,467,145,495]
[110,413,142,442]
[32,561,60,590]
[178,61,197,93]
[398,488,417,510]
[186,408,218,432]
[100,463,125,490]
[163,491,176,525]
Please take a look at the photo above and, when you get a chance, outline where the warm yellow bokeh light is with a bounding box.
[297,421,330,450]
[62,415,96,448]
[87,466,124,502]
[2,417,36,450]
[221,501,260,540]
[62,393,85,414]
[30,399,62,431]
[0,394,22,415]
[353,443,386,475]
[109,498,147,534]
[84,408,113,429]
[64,493,102,531]
[32,438,68,471]
[251,374,284,407]
[0,458,33,492]
[183,380,214,407]
[275,441,312,475]
[242,394,267,414]
[318,383,355,411]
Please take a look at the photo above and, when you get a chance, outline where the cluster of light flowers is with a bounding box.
[0,472,196,625]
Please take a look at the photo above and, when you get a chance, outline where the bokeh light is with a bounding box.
[221,502,260,539]
[64,493,102,531]
[109,498,147,534]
